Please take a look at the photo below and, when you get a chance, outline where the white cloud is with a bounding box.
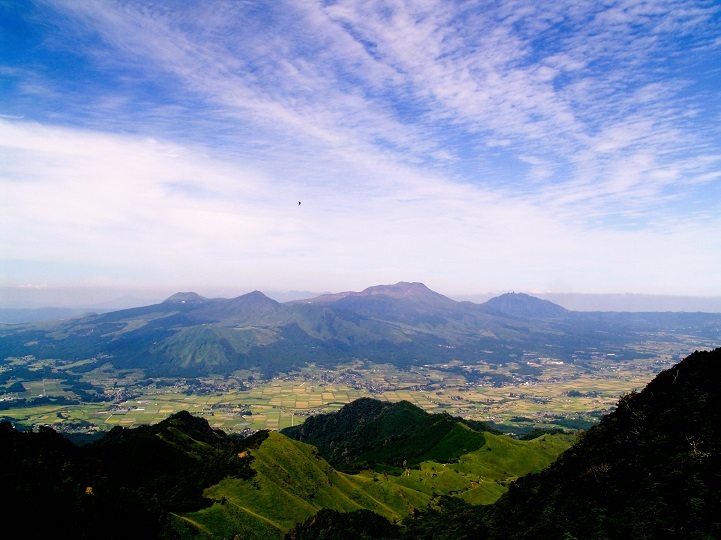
[3,118,720,296]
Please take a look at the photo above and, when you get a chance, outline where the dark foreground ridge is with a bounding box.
[477,345,721,539]
[0,411,268,539]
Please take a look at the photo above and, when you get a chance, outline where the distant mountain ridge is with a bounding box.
[2,282,720,378]
[292,281,470,328]
[163,291,209,304]
[298,281,456,304]
[480,292,568,318]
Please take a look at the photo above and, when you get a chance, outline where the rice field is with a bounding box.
[0,350,680,435]
[0,338,678,433]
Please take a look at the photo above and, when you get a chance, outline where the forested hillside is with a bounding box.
[281,398,498,472]
[0,411,267,538]
[479,346,721,539]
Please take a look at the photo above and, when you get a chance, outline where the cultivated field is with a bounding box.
[0,344,684,436]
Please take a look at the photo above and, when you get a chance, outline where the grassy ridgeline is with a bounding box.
[177,426,573,538]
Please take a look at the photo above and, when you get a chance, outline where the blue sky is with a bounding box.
[1,0,720,304]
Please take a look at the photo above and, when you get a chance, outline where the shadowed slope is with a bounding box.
[401,347,721,539]
[0,411,267,539]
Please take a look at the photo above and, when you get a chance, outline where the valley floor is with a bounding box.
[1,338,692,437]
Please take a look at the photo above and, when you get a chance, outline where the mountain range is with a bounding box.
[1,282,720,377]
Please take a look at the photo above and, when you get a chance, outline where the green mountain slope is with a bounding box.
[178,432,430,538]
[0,395,573,539]
[281,398,498,472]
[177,427,573,539]
[386,346,721,540]
[4,282,719,378]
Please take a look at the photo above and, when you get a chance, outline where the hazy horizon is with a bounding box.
[2,283,721,314]
[2,1,720,299]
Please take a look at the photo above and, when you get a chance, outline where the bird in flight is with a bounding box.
[298,201,301,206]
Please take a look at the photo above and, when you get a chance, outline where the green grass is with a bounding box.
[182,433,412,538]
[176,430,574,538]
[414,422,487,462]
